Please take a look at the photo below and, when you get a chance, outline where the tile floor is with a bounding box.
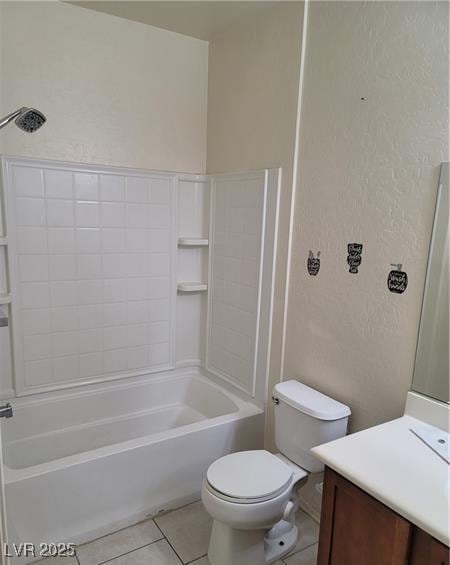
[36,501,319,565]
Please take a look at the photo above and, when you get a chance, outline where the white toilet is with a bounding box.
[201,380,351,565]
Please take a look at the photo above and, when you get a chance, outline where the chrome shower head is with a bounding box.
[15,108,46,132]
[0,107,46,132]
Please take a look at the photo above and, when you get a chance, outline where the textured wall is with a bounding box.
[0,2,208,173]
[284,1,449,432]
[206,2,304,435]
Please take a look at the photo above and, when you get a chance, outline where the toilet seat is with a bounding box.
[206,450,294,504]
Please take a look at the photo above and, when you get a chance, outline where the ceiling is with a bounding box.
[70,1,283,41]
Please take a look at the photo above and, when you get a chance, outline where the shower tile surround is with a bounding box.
[4,160,176,394]
[207,171,279,400]
[207,174,264,396]
[0,157,278,402]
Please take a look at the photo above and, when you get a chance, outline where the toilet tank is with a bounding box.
[273,380,351,473]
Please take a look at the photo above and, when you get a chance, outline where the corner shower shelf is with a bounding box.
[0,238,8,246]
[178,238,209,247]
[0,295,11,305]
[177,282,208,293]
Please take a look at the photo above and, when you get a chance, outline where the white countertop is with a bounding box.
[312,415,450,546]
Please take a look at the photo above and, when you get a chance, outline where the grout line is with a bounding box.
[95,539,165,565]
[76,517,163,548]
[283,540,319,563]
[152,498,200,520]
[286,539,319,558]
[77,500,203,565]
[153,521,184,564]
[185,554,207,564]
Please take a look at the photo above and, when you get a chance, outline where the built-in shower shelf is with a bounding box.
[177,282,208,293]
[178,238,209,247]
[0,295,11,305]
[0,238,8,246]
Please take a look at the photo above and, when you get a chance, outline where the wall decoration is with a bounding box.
[347,243,363,274]
[387,264,408,294]
[307,251,321,276]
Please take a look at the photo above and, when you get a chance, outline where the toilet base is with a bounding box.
[264,520,298,563]
[207,519,298,565]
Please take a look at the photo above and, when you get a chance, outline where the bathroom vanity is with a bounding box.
[318,467,448,565]
[312,408,449,565]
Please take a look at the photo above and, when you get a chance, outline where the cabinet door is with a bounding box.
[409,527,449,565]
[318,467,412,565]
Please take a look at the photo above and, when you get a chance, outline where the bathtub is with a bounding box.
[1,369,263,558]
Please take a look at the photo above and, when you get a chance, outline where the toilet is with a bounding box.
[201,380,351,565]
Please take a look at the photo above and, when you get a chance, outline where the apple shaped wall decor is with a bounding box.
[387,263,408,294]
[307,251,321,276]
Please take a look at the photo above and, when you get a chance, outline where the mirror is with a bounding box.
[412,163,449,403]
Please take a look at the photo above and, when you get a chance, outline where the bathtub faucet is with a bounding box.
[0,403,13,418]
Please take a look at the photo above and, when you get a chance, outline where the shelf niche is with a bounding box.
[178,237,208,247]
[177,282,208,293]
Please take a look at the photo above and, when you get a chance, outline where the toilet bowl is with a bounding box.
[202,380,351,565]
[201,450,307,565]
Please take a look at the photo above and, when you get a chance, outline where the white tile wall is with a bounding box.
[207,174,265,396]
[4,160,176,394]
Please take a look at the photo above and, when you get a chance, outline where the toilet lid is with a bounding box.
[206,450,293,502]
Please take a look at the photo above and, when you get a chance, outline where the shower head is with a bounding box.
[15,108,46,132]
[0,107,46,132]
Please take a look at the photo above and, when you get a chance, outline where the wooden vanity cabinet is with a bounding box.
[318,467,449,565]
[409,528,450,565]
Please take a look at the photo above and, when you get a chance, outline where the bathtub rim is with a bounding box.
[3,366,258,409]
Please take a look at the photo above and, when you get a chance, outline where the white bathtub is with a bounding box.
[1,369,263,557]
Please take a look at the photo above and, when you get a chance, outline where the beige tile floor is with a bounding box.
[35,501,319,565]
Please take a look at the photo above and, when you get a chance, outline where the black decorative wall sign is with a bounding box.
[387,264,408,294]
[347,243,363,274]
[307,251,321,276]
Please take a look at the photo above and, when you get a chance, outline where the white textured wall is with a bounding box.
[284,1,449,432]
[0,2,208,173]
[206,2,304,435]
